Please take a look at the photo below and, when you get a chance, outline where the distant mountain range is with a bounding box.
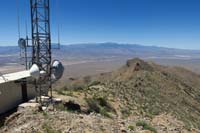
[1,42,200,65]
[58,43,200,59]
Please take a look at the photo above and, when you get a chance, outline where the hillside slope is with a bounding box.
[1,58,200,132]
[68,58,200,129]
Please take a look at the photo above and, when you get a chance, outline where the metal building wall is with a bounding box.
[0,82,36,114]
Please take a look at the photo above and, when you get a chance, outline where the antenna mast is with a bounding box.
[18,0,64,104]
[30,0,52,101]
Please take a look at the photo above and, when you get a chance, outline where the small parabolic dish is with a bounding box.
[18,38,26,49]
[29,64,40,79]
[51,60,64,81]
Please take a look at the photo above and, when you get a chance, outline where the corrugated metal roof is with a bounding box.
[0,71,30,84]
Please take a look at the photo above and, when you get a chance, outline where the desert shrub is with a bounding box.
[42,123,59,133]
[64,101,81,112]
[54,103,66,111]
[65,91,73,96]
[56,89,73,96]
[89,81,101,86]
[56,89,66,95]
[54,101,81,112]
[149,108,160,116]
[98,97,108,107]
[73,84,85,91]
[99,107,111,118]
[100,126,106,131]
[86,98,100,113]
[0,120,4,128]
[42,111,48,118]
[86,96,114,117]
[136,121,157,133]
[145,113,154,119]
[120,108,131,117]
[61,86,68,91]
[128,125,135,131]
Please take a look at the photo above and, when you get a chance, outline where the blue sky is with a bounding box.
[0,0,200,49]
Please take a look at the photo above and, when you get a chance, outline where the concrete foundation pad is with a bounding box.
[18,102,40,108]
[29,99,37,103]
[52,98,62,103]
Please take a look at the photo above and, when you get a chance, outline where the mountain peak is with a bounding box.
[125,58,154,72]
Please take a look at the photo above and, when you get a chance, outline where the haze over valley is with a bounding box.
[1,43,200,77]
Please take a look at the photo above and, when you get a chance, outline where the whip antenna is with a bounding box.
[56,0,61,49]
[25,20,28,37]
[58,24,60,49]
[16,0,21,38]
